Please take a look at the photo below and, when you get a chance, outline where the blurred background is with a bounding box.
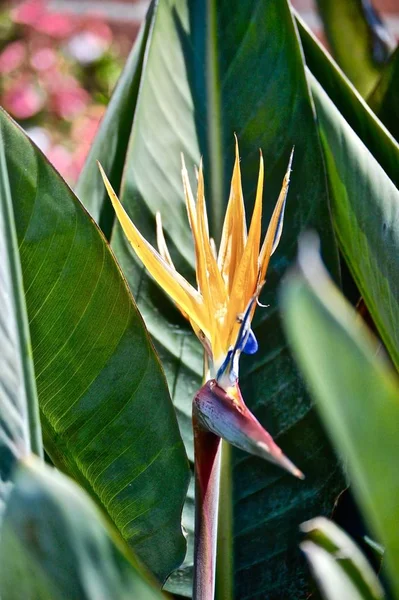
[0,0,398,185]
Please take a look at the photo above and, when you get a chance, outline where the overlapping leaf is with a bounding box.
[310,79,399,369]
[314,0,394,96]
[301,517,384,600]
[0,122,42,517]
[78,1,345,597]
[295,14,399,187]
[0,108,189,583]
[281,238,399,597]
[0,458,165,600]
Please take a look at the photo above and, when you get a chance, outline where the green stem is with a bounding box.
[215,440,233,600]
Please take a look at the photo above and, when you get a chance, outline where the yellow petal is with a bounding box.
[181,155,209,301]
[196,161,229,358]
[218,136,247,292]
[258,149,293,284]
[98,162,209,336]
[225,152,264,346]
[156,212,174,268]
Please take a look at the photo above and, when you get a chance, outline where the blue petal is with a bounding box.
[243,329,258,354]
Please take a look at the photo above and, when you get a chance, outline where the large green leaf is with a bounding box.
[368,46,399,142]
[295,13,399,188]
[310,78,399,369]
[79,1,345,597]
[0,458,165,600]
[314,0,394,96]
[0,123,42,515]
[301,517,384,600]
[281,238,399,598]
[75,4,156,236]
[0,108,189,582]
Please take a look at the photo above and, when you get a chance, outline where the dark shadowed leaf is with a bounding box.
[281,237,399,598]
[0,458,165,600]
[0,108,189,583]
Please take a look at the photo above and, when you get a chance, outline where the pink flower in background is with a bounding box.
[0,41,26,74]
[70,106,105,173]
[47,144,78,183]
[30,46,57,71]
[2,0,125,184]
[49,78,90,120]
[3,78,46,119]
[13,0,77,39]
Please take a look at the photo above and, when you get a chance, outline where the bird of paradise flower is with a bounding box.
[99,138,303,599]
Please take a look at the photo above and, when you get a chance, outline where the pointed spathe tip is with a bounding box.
[276,449,305,480]
[256,441,304,479]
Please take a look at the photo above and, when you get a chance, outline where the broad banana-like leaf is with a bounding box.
[0,458,165,600]
[301,517,384,600]
[0,108,189,583]
[295,14,399,188]
[0,127,42,516]
[281,237,399,598]
[78,1,344,598]
[314,0,394,96]
[310,78,399,369]
[75,4,156,235]
[368,46,399,142]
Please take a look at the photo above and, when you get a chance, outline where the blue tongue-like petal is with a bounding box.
[217,296,259,387]
[243,329,258,354]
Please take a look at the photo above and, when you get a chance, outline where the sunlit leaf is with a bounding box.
[281,237,399,598]
[301,517,384,600]
[295,13,399,188]
[310,78,399,369]
[0,107,189,582]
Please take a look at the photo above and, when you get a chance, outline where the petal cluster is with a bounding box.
[99,140,302,479]
[99,139,292,380]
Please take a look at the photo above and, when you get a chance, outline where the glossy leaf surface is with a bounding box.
[0,108,189,583]
[296,14,399,188]
[311,78,399,369]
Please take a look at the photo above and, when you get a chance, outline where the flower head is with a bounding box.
[99,140,302,479]
[99,139,292,388]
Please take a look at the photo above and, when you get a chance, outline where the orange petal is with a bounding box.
[258,148,293,284]
[156,212,175,268]
[98,162,209,336]
[218,136,247,292]
[196,161,229,359]
[224,152,264,346]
